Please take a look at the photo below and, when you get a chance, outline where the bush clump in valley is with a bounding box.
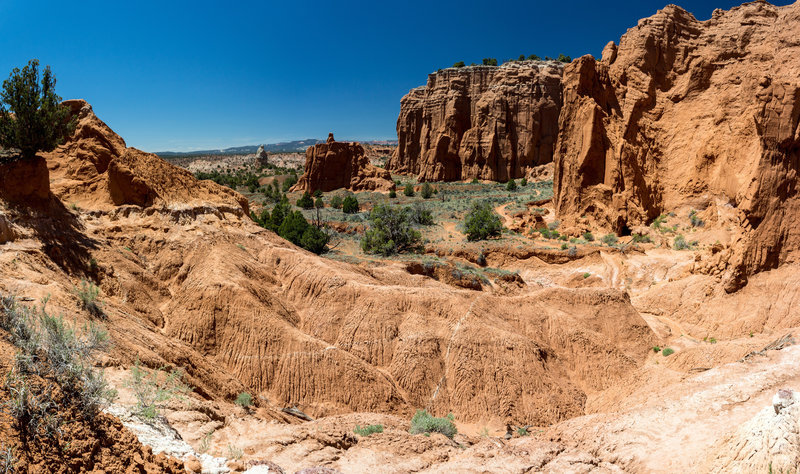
[361,204,424,256]
[251,195,330,254]
[463,201,503,241]
[354,424,384,436]
[409,409,457,439]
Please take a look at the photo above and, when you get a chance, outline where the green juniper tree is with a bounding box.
[0,59,74,159]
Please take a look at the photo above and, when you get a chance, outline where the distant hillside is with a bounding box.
[155,139,397,158]
[155,139,323,157]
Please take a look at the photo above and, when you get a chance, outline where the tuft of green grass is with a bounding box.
[74,279,104,318]
[409,409,457,439]
[516,426,529,437]
[602,233,618,246]
[662,347,674,356]
[583,272,591,279]
[125,358,191,423]
[235,392,252,408]
[354,424,384,436]
[652,346,661,353]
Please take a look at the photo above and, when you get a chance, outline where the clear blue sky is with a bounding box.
[0,0,791,152]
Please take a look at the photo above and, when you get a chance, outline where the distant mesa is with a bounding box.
[389,61,564,182]
[292,132,395,193]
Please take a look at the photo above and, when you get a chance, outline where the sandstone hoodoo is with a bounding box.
[255,144,269,166]
[292,132,395,192]
[388,61,564,182]
[553,1,800,287]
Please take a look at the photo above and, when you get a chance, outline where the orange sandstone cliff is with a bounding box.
[553,0,800,290]
[388,61,564,182]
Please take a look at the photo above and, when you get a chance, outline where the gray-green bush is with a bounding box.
[409,410,457,439]
[354,424,384,436]
[0,295,116,436]
[125,358,190,423]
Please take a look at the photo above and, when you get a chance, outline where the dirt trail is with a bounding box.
[494,203,513,227]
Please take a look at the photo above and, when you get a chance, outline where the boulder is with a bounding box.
[292,133,394,192]
[388,61,563,182]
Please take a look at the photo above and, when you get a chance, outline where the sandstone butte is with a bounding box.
[291,133,395,192]
[388,61,564,182]
[0,1,799,473]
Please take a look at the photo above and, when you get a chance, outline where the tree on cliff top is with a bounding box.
[0,59,74,160]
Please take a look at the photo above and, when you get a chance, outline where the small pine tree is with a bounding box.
[0,59,75,160]
[314,197,324,209]
[518,54,526,61]
[389,189,397,198]
[527,54,540,60]
[464,202,503,241]
[421,182,433,199]
[403,183,415,197]
[297,191,314,209]
[557,54,572,63]
[342,195,359,214]
[452,61,465,68]
[520,177,528,186]
[506,179,517,191]
[330,195,343,209]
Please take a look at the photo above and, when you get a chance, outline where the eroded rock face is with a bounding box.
[0,155,50,203]
[44,99,248,214]
[553,1,800,286]
[292,133,394,192]
[388,62,564,182]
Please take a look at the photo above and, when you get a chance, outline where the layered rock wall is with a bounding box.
[388,62,564,182]
[553,1,800,287]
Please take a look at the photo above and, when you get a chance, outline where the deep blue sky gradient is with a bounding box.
[0,0,791,151]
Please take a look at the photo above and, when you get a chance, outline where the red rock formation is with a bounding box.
[388,62,563,182]
[0,155,50,203]
[554,1,800,289]
[44,99,248,214]
[292,133,395,192]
